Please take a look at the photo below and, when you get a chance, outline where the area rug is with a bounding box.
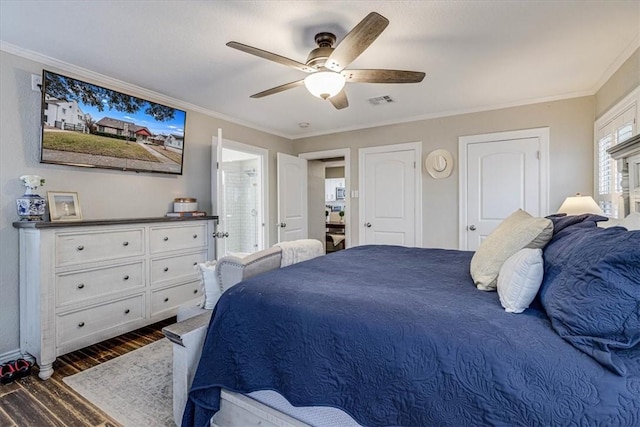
[63,338,174,427]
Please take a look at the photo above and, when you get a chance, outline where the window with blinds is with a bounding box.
[595,102,637,218]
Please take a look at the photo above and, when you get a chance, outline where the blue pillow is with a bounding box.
[545,213,608,234]
[539,225,640,375]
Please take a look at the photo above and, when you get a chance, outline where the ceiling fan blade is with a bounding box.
[342,69,425,84]
[250,80,305,98]
[227,41,315,73]
[325,12,389,72]
[329,90,349,109]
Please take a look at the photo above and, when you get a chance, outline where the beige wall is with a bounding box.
[294,96,596,249]
[2,45,636,360]
[595,48,640,118]
[0,51,293,357]
[325,166,345,179]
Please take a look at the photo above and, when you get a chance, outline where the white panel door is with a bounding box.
[461,130,547,251]
[277,152,308,242]
[360,144,420,246]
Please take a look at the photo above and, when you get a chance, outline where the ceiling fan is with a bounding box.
[226,12,425,110]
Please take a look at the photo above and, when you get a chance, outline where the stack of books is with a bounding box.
[165,211,207,217]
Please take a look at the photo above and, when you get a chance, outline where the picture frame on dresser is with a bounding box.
[47,191,83,221]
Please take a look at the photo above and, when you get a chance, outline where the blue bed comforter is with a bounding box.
[184,245,640,427]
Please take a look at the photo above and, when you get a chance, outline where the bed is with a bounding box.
[181,213,640,427]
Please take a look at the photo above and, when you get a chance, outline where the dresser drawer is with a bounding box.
[150,251,206,285]
[56,228,144,267]
[57,295,144,346]
[149,224,207,254]
[151,281,201,316]
[56,261,144,307]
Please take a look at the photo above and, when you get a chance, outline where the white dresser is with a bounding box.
[13,216,216,379]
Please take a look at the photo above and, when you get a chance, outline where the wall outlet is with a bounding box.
[31,74,42,91]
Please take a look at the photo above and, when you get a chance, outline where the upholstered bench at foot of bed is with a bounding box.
[163,312,212,426]
[165,240,324,426]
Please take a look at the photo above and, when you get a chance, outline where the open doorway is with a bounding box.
[213,135,268,258]
[299,148,351,253]
[323,159,346,252]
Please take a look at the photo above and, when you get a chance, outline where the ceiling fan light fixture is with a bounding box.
[304,71,345,100]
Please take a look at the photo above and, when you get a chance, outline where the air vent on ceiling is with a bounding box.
[367,95,396,106]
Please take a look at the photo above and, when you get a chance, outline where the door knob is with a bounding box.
[277,222,287,228]
[365,222,372,228]
[469,225,477,231]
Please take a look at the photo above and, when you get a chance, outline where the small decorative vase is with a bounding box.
[16,188,47,221]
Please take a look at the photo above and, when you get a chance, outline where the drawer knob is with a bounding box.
[163,267,169,272]
[124,309,130,314]
[77,245,85,251]
[193,289,198,294]
[123,241,129,246]
[193,262,197,266]
[123,275,129,281]
[78,322,85,327]
[163,237,169,241]
[77,283,85,289]
[164,297,169,303]
[193,234,198,239]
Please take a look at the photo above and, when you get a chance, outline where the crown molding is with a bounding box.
[591,34,640,94]
[0,41,293,140]
[293,89,595,140]
[3,39,631,143]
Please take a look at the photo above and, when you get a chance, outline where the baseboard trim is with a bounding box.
[0,349,24,364]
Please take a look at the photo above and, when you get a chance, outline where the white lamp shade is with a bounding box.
[557,194,604,215]
[304,71,346,99]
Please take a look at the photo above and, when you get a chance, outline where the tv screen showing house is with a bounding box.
[40,70,187,175]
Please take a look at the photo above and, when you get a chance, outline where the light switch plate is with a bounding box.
[31,74,42,91]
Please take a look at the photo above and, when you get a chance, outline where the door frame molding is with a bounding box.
[299,148,351,248]
[212,134,269,253]
[358,141,423,247]
[458,127,550,250]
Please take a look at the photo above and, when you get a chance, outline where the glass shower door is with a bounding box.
[220,156,260,256]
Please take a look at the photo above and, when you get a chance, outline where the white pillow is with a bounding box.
[497,248,544,314]
[470,209,553,291]
[619,213,640,230]
[197,260,222,309]
[597,218,621,228]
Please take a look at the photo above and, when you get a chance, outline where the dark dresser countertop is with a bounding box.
[13,216,218,229]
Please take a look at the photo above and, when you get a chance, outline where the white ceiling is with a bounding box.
[1,1,638,139]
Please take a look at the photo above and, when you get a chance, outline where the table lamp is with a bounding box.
[557,193,604,215]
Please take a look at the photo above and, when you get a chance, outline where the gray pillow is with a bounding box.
[470,209,553,291]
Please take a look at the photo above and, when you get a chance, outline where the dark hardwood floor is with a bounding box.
[0,318,174,427]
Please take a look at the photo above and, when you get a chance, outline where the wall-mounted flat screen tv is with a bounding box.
[40,70,187,175]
